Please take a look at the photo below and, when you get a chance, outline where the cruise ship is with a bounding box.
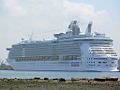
[7,20,119,71]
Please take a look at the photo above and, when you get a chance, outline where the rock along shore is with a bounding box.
[0,77,120,90]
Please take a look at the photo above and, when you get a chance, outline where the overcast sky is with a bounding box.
[0,0,120,62]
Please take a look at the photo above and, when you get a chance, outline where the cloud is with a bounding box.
[0,0,115,59]
[3,0,26,16]
[0,0,112,40]
[2,0,111,23]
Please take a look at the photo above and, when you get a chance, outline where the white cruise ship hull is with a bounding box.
[8,59,119,71]
[6,21,119,72]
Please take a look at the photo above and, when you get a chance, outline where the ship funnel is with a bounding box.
[85,21,92,35]
[68,20,80,35]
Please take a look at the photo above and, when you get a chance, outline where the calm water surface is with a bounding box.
[0,70,120,80]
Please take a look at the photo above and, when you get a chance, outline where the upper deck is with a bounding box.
[14,20,113,46]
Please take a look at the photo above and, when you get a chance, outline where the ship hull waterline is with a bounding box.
[7,59,119,72]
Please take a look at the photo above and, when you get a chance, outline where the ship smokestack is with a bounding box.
[68,20,80,35]
[85,21,92,35]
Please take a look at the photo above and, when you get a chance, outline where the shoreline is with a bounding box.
[0,77,120,90]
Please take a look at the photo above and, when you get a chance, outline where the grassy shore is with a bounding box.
[0,78,120,90]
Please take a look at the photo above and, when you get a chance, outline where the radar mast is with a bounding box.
[68,20,80,35]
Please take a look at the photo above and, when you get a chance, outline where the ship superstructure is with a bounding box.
[7,21,119,71]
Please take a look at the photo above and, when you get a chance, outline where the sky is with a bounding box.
[0,0,120,62]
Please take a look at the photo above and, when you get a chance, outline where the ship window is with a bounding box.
[94,58,107,60]
[111,58,117,60]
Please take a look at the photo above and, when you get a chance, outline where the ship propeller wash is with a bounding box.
[7,20,119,71]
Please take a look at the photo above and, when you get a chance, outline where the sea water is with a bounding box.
[0,70,120,80]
